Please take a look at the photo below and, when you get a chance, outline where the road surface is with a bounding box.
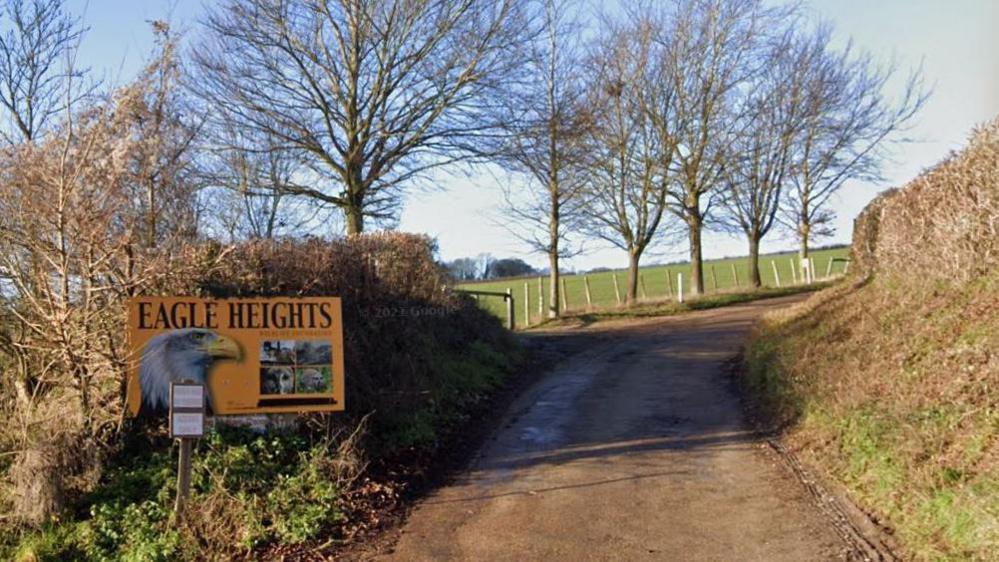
[377,295,850,561]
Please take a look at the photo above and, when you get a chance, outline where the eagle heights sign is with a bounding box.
[126,297,346,416]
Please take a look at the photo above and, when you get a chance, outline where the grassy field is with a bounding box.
[458,247,849,328]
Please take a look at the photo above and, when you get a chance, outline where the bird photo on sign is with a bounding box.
[138,328,242,415]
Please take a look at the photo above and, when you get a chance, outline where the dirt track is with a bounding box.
[375,295,851,561]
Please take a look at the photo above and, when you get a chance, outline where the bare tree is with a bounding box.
[190,0,526,235]
[0,57,211,523]
[578,18,678,304]
[719,28,813,287]
[783,25,927,258]
[197,118,332,241]
[495,0,587,318]
[125,23,202,247]
[0,0,88,144]
[656,0,786,295]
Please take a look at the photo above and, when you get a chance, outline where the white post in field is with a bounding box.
[524,283,530,327]
[677,273,684,303]
[772,261,782,288]
[537,276,544,316]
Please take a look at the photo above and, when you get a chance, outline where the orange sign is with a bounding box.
[126,297,345,416]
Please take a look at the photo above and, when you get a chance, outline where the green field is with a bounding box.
[458,247,850,328]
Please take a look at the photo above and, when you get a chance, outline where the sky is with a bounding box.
[67,0,999,270]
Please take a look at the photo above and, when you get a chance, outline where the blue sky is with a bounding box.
[69,0,999,270]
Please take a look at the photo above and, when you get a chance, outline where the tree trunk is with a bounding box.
[688,215,704,295]
[345,204,364,235]
[799,220,810,259]
[548,252,560,319]
[345,167,365,235]
[625,249,641,305]
[748,234,762,288]
[548,186,560,319]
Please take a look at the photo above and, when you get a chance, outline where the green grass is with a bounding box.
[535,284,829,328]
[742,271,999,561]
[459,247,849,328]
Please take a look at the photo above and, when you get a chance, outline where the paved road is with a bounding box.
[377,295,849,561]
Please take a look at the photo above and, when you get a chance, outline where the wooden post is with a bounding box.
[583,276,593,308]
[810,258,817,283]
[710,265,718,291]
[170,380,204,520]
[666,269,673,296]
[789,259,798,284]
[825,257,834,279]
[844,259,850,274]
[560,277,568,311]
[523,283,530,327]
[537,276,544,316]
[639,273,648,300]
[677,273,684,303]
[731,263,739,288]
[612,273,622,304]
[505,288,515,330]
[771,260,782,288]
[174,438,193,516]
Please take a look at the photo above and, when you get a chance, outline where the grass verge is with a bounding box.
[741,273,999,561]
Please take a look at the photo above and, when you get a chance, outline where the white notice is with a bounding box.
[172,412,204,437]
[172,384,204,409]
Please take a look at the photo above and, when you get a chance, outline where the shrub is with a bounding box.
[2,232,517,559]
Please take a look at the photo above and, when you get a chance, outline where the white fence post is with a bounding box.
[523,283,530,327]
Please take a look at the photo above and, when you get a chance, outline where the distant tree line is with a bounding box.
[444,255,540,281]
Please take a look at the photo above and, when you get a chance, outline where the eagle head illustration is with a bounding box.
[138,328,242,414]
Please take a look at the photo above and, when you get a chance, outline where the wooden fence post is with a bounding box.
[772,260,782,288]
[731,263,739,288]
[810,258,817,283]
[710,265,718,291]
[505,288,514,330]
[583,276,593,308]
[825,257,834,279]
[789,259,798,284]
[639,273,648,300]
[560,277,568,311]
[174,438,193,516]
[612,273,622,304]
[666,270,673,296]
[677,273,684,303]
